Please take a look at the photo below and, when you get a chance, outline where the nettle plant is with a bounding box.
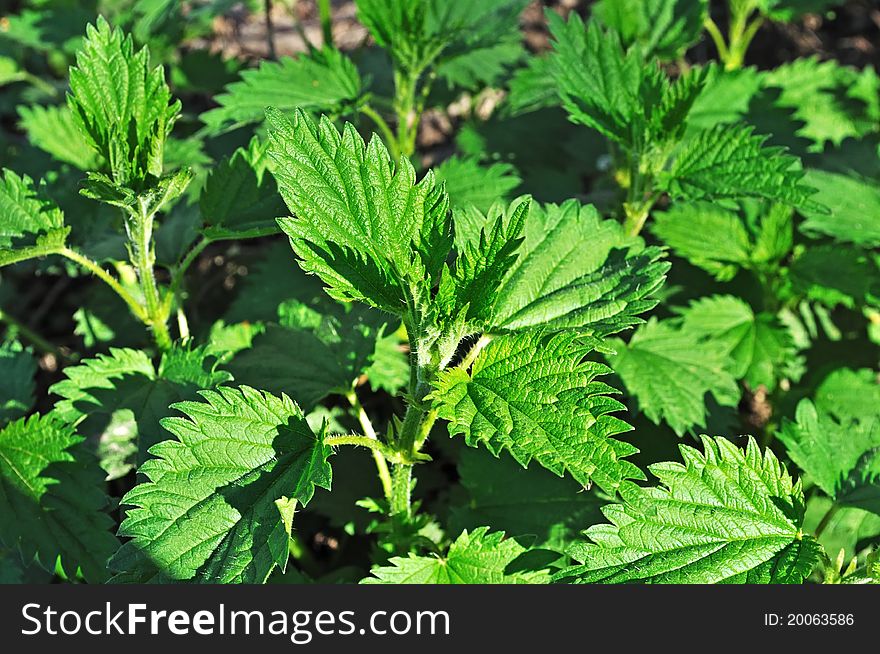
[0,1,878,585]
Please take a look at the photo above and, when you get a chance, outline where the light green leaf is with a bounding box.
[555,436,821,584]
[200,47,363,135]
[268,108,451,313]
[506,55,557,115]
[116,386,332,583]
[68,17,180,187]
[593,0,707,61]
[678,295,798,391]
[490,200,668,335]
[607,317,741,435]
[0,414,120,582]
[814,368,880,423]
[356,0,527,84]
[763,57,880,150]
[798,170,880,248]
[660,124,819,210]
[0,169,65,246]
[431,331,642,493]
[548,12,706,149]
[50,345,232,480]
[652,201,752,280]
[779,396,880,514]
[434,156,521,213]
[363,526,549,584]
[687,64,765,129]
[18,104,101,171]
[451,197,527,327]
[0,169,68,267]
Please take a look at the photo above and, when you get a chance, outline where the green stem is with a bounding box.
[345,390,393,501]
[58,248,147,322]
[814,503,840,540]
[129,203,171,350]
[324,434,400,461]
[724,4,764,71]
[0,307,71,360]
[703,16,730,63]
[623,200,654,237]
[390,464,412,518]
[317,0,333,47]
[170,237,211,297]
[393,69,422,159]
[360,104,400,158]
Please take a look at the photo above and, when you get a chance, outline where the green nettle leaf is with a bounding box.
[0,414,120,582]
[363,527,549,584]
[364,331,410,395]
[652,202,751,280]
[431,331,643,493]
[267,108,451,313]
[356,0,528,84]
[67,16,180,187]
[434,156,521,213]
[489,200,668,335]
[687,65,765,129]
[200,47,363,135]
[450,197,528,327]
[779,397,880,516]
[18,104,101,171]
[0,169,66,246]
[653,201,794,281]
[789,245,880,310]
[450,448,605,551]
[506,55,558,116]
[608,318,741,435]
[798,170,880,248]
[814,368,880,423]
[226,298,394,411]
[593,0,707,61]
[199,138,286,239]
[679,295,799,391]
[763,57,880,150]
[0,341,37,422]
[116,386,332,583]
[547,12,706,150]
[660,125,819,209]
[50,345,232,480]
[555,437,821,584]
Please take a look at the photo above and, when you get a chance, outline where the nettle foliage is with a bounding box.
[0,1,877,585]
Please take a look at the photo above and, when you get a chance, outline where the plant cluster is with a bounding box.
[0,0,878,584]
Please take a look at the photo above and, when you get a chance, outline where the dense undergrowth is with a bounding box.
[0,0,878,584]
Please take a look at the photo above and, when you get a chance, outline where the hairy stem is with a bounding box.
[324,434,400,463]
[360,104,400,159]
[129,204,171,350]
[58,247,147,322]
[393,69,422,159]
[346,390,393,500]
[390,463,413,518]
